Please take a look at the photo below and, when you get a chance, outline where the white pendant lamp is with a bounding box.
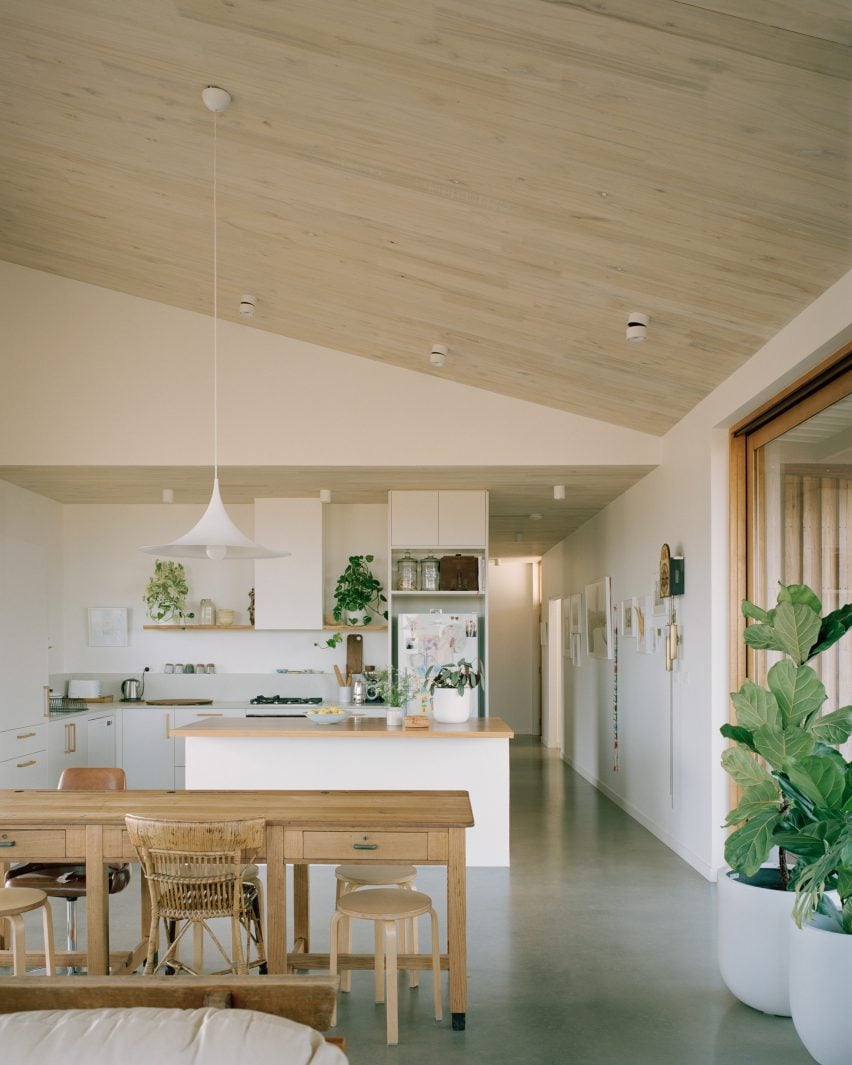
[142,87,288,561]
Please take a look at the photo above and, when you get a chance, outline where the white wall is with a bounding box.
[59,501,389,690]
[0,262,661,468]
[488,561,540,734]
[542,269,852,881]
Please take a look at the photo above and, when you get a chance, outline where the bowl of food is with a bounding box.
[306,707,348,725]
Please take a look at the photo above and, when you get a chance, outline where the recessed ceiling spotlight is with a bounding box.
[319,489,332,504]
[529,513,542,521]
[239,294,256,318]
[162,488,175,504]
[626,311,649,343]
[430,343,448,367]
[553,485,566,501]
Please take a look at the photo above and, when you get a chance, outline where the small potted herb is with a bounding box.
[376,667,419,712]
[331,555,387,626]
[425,658,484,722]
[144,560,194,625]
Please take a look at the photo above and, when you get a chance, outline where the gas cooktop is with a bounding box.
[249,695,323,705]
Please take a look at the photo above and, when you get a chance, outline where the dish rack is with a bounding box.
[49,696,88,713]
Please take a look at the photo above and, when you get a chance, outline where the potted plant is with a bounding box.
[376,667,419,714]
[718,583,851,1016]
[331,555,387,626]
[425,658,484,723]
[144,560,194,624]
[775,738,851,1064]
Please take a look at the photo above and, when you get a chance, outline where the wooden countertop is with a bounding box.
[171,716,514,739]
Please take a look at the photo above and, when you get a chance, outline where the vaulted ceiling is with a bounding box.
[0,1,849,553]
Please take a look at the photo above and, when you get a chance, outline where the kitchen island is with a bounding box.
[171,716,514,866]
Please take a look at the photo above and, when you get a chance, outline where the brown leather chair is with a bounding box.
[4,767,131,962]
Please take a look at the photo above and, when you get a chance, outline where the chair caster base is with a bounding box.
[452,1012,466,1031]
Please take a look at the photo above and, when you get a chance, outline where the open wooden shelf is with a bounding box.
[142,624,254,631]
[322,624,388,631]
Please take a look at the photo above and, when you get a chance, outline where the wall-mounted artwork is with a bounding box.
[620,598,637,642]
[636,595,654,653]
[585,577,613,659]
[565,593,583,665]
[87,607,128,647]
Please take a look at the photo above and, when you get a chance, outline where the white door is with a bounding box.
[122,708,173,789]
[544,598,564,751]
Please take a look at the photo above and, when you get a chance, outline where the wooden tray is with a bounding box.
[144,699,214,706]
[84,695,114,703]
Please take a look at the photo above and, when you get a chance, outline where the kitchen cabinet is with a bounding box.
[254,499,324,629]
[172,706,255,789]
[0,722,48,788]
[48,717,88,786]
[87,712,117,768]
[121,707,174,789]
[0,534,48,732]
[390,491,487,548]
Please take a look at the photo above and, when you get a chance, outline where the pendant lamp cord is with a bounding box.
[212,108,219,482]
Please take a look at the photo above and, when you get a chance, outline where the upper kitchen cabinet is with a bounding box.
[253,499,323,629]
[0,534,48,730]
[390,491,487,548]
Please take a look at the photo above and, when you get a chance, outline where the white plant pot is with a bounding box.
[789,917,852,1065]
[716,866,794,1016]
[344,611,368,626]
[431,687,472,723]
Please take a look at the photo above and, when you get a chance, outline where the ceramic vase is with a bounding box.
[716,866,794,1016]
[789,917,852,1065]
[431,687,472,723]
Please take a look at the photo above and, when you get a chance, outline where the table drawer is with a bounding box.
[0,828,67,858]
[303,831,429,860]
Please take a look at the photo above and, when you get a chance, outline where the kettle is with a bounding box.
[121,669,147,702]
[351,674,367,705]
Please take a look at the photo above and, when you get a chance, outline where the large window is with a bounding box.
[731,349,851,749]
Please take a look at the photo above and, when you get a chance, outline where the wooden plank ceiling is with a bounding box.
[0,1,849,553]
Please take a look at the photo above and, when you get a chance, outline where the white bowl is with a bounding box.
[306,709,347,725]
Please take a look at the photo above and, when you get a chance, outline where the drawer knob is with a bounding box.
[353,843,378,850]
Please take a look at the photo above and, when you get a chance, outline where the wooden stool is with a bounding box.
[330,887,442,1045]
[0,887,56,975]
[334,864,418,991]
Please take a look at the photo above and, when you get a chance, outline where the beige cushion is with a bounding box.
[0,1008,347,1065]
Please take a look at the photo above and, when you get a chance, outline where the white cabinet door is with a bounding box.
[254,499,324,629]
[390,492,439,547]
[0,536,48,731]
[172,707,229,772]
[87,713,117,767]
[438,491,487,546]
[121,708,174,789]
[48,717,88,786]
[0,749,48,788]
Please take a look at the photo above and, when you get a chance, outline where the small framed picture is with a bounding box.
[585,577,613,660]
[620,598,637,641]
[636,595,653,653]
[87,607,128,647]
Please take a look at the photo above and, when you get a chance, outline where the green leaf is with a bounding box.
[724,808,781,876]
[807,604,852,659]
[777,584,822,613]
[752,724,814,770]
[721,746,772,788]
[767,661,826,728]
[773,825,830,862]
[742,599,770,623]
[724,780,779,826]
[743,623,785,654]
[810,706,852,746]
[730,680,781,731]
[786,756,847,811]
[720,723,757,752]
[772,601,822,664]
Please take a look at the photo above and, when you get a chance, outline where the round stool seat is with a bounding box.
[337,887,434,922]
[335,864,416,887]
[0,886,50,916]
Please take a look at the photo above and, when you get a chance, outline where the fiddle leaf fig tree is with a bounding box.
[721,584,852,884]
[331,555,388,625]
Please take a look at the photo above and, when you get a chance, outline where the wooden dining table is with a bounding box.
[0,788,474,1029]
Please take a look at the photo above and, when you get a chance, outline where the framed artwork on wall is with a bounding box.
[620,598,637,641]
[87,607,128,647]
[585,577,613,659]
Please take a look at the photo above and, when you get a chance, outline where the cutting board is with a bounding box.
[145,699,214,706]
[346,634,363,678]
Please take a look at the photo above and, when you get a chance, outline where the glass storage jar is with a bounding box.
[420,555,440,591]
[396,552,419,591]
[199,598,216,625]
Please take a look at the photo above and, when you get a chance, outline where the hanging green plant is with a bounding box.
[144,560,194,624]
[331,554,387,625]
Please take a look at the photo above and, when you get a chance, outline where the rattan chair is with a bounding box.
[125,816,266,976]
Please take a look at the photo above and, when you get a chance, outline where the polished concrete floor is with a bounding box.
[10,740,813,1063]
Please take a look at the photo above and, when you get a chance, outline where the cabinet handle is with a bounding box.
[197,712,224,717]
[16,731,37,740]
[165,714,171,739]
[17,760,37,768]
[0,840,16,847]
[353,843,378,850]
[69,722,77,753]
[64,723,72,754]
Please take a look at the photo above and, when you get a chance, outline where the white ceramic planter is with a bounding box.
[716,866,794,1016]
[431,687,472,723]
[789,917,852,1065]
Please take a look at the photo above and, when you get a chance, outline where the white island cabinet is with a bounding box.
[173,715,514,866]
